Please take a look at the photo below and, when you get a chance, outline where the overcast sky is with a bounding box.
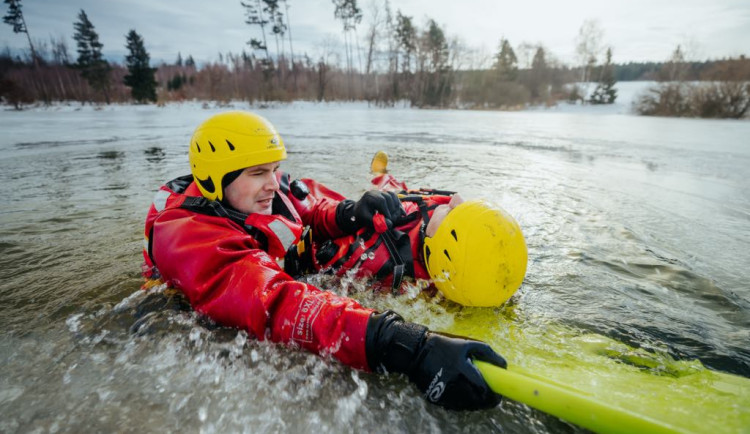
[2,0,748,67]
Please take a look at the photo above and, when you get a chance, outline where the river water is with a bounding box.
[1,85,749,432]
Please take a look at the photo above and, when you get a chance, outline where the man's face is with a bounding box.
[425,194,464,237]
[224,161,281,215]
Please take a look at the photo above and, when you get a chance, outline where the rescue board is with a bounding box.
[447,308,750,433]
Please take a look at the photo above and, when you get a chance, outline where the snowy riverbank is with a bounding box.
[3,81,655,115]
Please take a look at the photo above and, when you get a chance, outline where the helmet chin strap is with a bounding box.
[396,193,448,267]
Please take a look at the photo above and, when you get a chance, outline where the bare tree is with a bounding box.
[363,0,382,76]
[462,44,492,71]
[282,0,296,88]
[314,35,340,101]
[377,0,398,105]
[50,34,70,65]
[515,42,536,70]
[575,19,604,84]
[448,36,465,75]
[332,0,362,98]
[661,45,688,82]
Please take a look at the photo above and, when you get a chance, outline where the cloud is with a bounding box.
[1,0,748,65]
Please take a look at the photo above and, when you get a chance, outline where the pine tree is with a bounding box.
[394,11,415,74]
[590,47,617,104]
[526,46,548,100]
[264,0,286,60]
[420,19,451,107]
[123,29,157,103]
[73,10,111,103]
[3,0,37,65]
[167,74,185,91]
[242,0,270,62]
[493,38,517,81]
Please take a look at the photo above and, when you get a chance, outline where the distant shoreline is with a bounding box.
[3,80,748,120]
[0,81,649,114]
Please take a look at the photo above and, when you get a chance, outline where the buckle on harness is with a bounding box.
[284,226,314,278]
[373,214,407,294]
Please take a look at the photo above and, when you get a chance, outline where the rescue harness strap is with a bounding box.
[180,195,316,278]
[327,189,454,291]
[380,230,406,293]
[180,196,270,252]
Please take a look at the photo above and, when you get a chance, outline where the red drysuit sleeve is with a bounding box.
[150,207,373,370]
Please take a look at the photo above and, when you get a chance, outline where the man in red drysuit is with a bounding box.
[142,111,508,410]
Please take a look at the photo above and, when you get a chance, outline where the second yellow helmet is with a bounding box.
[189,111,287,201]
[423,200,528,307]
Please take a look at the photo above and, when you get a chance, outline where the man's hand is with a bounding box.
[409,332,505,410]
[336,191,405,234]
[366,311,505,411]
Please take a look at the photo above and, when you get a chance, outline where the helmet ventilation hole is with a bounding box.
[197,177,215,193]
[208,141,216,152]
[226,139,235,151]
[196,142,201,152]
[443,249,451,261]
[451,229,458,241]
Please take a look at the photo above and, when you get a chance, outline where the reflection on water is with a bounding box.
[144,147,166,163]
[0,101,749,432]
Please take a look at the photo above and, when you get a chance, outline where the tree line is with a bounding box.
[2,0,748,118]
[2,3,156,106]
[633,46,750,119]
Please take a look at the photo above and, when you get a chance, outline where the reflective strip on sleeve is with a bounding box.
[268,219,297,251]
[153,189,171,212]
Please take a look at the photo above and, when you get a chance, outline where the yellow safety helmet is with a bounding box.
[189,111,286,201]
[423,200,528,307]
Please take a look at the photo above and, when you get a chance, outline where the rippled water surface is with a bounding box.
[1,92,749,433]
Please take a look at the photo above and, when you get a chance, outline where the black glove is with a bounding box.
[366,311,506,411]
[336,191,405,234]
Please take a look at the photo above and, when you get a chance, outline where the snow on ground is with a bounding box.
[3,82,656,115]
[529,81,655,115]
